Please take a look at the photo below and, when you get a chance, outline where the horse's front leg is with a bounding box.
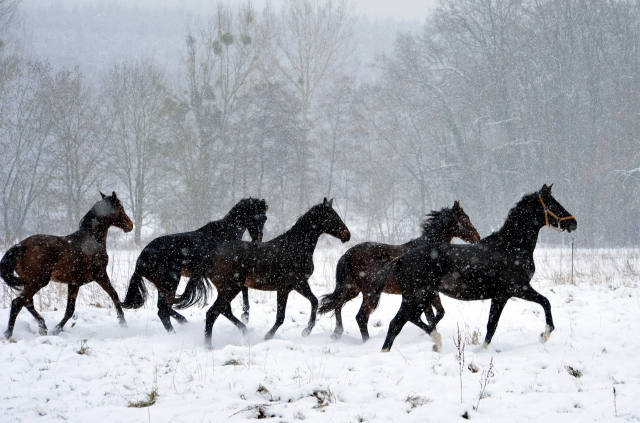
[204,286,242,350]
[265,289,290,340]
[482,296,509,349]
[294,281,318,337]
[94,271,127,328]
[241,285,250,324]
[51,282,82,335]
[514,285,555,343]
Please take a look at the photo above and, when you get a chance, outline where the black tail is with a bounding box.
[368,260,396,312]
[0,244,26,290]
[318,254,354,315]
[121,270,148,309]
[174,270,211,310]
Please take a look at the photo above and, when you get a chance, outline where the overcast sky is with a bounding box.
[22,0,438,21]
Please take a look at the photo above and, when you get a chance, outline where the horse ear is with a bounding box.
[328,198,333,207]
[112,191,118,201]
[541,184,553,196]
[323,197,328,205]
[262,199,268,211]
[100,192,106,200]
[454,200,460,209]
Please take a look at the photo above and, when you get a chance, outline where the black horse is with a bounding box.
[175,198,350,349]
[371,184,577,352]
[121,198,268,332]
[1,192,133,339]
[318,201,480,342]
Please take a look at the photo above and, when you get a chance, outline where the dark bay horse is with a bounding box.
[371,185,576,352]
[318,201,480,341]
[175,198,350,349]
[121,198,268,332]
[1,192,133,339]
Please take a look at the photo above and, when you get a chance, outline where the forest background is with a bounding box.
[1,0,639,248]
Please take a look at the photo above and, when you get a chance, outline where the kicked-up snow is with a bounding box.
[1,247,639,422]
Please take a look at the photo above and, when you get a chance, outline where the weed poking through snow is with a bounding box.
[475,357,495,411]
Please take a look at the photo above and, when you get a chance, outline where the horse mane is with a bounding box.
[79,205,100,230]
[488,191,539,239]
[419,206,453,238]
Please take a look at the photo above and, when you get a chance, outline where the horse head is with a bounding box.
[537,184,577,233]
[100,191,134,233]
[317,198,350,243]
[451,200,480,243]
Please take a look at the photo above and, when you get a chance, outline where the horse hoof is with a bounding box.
[330,332,342,340]
[540,325,552,343]
[4,330,12,340]
[50,327,62,336]
[481,341,489,350]
[264,333,274,340]
[39,328,48,336]
[429,331,442,351]
[119,321,128,328]
[302,328,312,337]
[380,347,390,353]
[432,344,440,352]
[241,313,249,324]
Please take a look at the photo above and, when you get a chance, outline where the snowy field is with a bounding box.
[1,246,639,422]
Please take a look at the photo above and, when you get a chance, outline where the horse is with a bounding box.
[174,198,350,349]
[318,201,480,342]
[371,184,577,352]
[0,192,133,339]
[121,198,268,333]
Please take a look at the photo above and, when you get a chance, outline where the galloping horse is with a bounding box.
[121,198,268,332]
[318,201,480,341]
[371,184,577,352]
[175,198,350,349]
[1,192,133,339]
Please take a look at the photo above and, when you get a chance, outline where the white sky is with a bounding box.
[22,0,439,21]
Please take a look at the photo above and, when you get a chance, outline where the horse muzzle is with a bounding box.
[340,229,351,243]
[471,231,481,243]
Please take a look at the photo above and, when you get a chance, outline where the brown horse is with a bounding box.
[318,201,480,341]
[1,192,133,339]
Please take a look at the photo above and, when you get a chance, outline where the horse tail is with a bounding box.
[318,253,353,315]
[121,269,148,309]
[368,260,396,313]
[174,269,211,310]
[0,244,26,290]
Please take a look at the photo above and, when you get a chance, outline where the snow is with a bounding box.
[1,247,639,422]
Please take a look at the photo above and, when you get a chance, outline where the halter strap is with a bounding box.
[539,194,575,232]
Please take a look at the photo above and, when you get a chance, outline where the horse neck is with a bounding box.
[200,218,244,241]
[78,211,111,244]
[491,205,543,256]
[278,214,324,253]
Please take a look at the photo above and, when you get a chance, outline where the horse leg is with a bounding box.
[513,285,555,343]
[221,303,248,336]
[204,287,241,350]
[381,302,411,352]
[426,294,446,327]
[241,286,250,324]
[407,293,441,351]
[157,291,176,333]
[24,299,48,336]
[355,293,375,343]
[294,282,318,337]
[482,296,509,349]
[51,283,81,335]
[94,272,127,328]
[170,309,188,324]
[265,289,290,340]
[5,292,30,339]
[331,288,359,340]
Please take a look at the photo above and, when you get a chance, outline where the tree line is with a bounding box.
[1,0,639,248]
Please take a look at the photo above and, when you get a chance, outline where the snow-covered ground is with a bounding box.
[1,247,639,422]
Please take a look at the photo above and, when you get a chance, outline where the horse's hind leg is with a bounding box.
[157,291,176,332]
[51,283,81,335]
[265,289,290,340]
[24,299,48,336]
[355,294,375,343]
[332,288,359,340]
[5,292,30,339]
[407,293,441,351]
[221,303,247,335]
[241,286,250,324]
[94,272,127,328]
[169,309,188,324]
[425,294,445,327]
[204,287,242,349]
[482,296,509,349]
[513,286,555,343]
[295,282,318,337]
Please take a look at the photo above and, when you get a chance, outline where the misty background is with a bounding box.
[1,0,639,249]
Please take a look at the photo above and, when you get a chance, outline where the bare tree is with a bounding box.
[0,59,57,245]
[49,67,111,232]
[0,0,19,53]
[263,0,356,212]
[102,59,168,245]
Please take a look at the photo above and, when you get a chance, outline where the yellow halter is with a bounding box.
[539,194,575,232]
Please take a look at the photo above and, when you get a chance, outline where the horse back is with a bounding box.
[346,242,409,294]
[15,235,90,283]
